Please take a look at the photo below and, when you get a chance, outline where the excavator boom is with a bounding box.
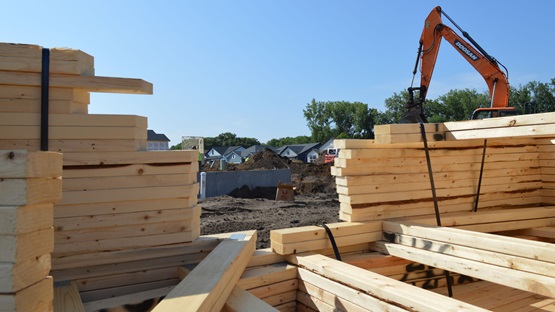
[401,6,515,123]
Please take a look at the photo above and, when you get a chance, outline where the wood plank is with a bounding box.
[0,55,94,76]
[0,177,62,205]
[57,184,199,205]
[0,150,62,178]
[0,125,146,140]
[0,70,153,94]
[62,163,195,179]
[237,263,297,290]
[152,231,257,312]
[0,139,146,153]
[298,269,408,312]
[271,232,381,255]
[247,248,286,268]
[0,203,53,235]
[0,277,53,312]
[0,113,147,128]
[0,43,94,66]
[444,112,555,131]
[247,279,298,300]
[371,240,555,297]
[260,290,296,307]
[287,253,486,311]
[0,228,54,263]
[62,174,192,192]
[382,220,555,263]
[0,85,90,103]
[518,227,555,239]
[0,99,88,114]
[270,221,381,245]
[0,253,50,292]
[82,286,170,312]
[223,286,279,312]
[53,281,85,312]
[78,279,178,303]
[62,150,197,166]
[74,266,178,293]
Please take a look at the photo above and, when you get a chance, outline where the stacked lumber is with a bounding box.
[0,150,62,311]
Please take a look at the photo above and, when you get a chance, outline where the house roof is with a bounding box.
[240,145,276,158]
[279,143,321,155]
[147,130,170,142]
[209,146,243,156]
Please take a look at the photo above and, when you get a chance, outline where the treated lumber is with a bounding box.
[287,253,486,311]
[0,177,62,206]
[0,253,50,292]
[0,70,153,94]
[0,85,90,103]
[0,277,53,312]
[57,183,199,205]
[298,269,408,312]
[62,150,197,166]
[82,286,170,312]
[0,228,54,263]
[0,203,53,235]
[152,230,257,312]
[223,286,279,312]
[0,99,88,114]
[53,281,85,312]
[0,150,62,178]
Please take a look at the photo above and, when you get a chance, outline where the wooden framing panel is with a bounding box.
[152,230,257,312]
[287,253,486,311]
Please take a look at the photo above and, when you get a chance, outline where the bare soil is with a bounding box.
[199,149,340,249]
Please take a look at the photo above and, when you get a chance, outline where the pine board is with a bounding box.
[62,173,194,192]
[0,43,94,66]
[0,138,147,153]
[0,203,53,235]
[0,177,62,205]
[62,150,197,166]
[0,99,88,114]
[0,85,90,103]
[0,253,50,292]
[0,125,146,140]
[0,113,147,127]
[0,150,62,178]
[62,163,195,179]
[0,277,53,312]
[0,227,54,263]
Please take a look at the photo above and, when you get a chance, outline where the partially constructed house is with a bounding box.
[1,43,554,311]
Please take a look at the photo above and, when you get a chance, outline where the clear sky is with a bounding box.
[3,1,554,146]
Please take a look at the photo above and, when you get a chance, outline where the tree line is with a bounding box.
[171,78,555,150]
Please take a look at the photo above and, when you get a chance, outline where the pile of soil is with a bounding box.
[200,148,340,249]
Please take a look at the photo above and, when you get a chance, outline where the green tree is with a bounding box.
[434,89,490,121]
[265,135,312,147]
[303,99,376,142]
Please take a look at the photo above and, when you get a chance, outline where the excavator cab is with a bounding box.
[471,107,519,120]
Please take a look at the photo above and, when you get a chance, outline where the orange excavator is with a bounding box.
[400,6,518,123]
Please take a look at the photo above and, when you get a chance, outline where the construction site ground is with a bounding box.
[200,149,340,249]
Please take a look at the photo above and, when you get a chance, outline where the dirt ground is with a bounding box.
[199,149,341,249]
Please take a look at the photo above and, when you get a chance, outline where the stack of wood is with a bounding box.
[0,42,201,304]
[0,150,62,311]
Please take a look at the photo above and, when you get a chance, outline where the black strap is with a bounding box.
[322,223,341,261]
[418,122,453,297]
[473,139,488,212]
[40,48,50,151]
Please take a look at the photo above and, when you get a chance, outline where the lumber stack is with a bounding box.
[0,42,201,293]
[333,112,555,222]
[0,150,62,312]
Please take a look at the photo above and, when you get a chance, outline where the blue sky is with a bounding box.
[3,1,555,146]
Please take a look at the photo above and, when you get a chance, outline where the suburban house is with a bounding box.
[241,145,276,160]
[146,130,170,150]
[277,143,322,163]
[205,146,245,164]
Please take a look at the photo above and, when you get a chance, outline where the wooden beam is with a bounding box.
[62,150,197,166]
[287,253,486,311]
[0,150,62,178]
[0,113,147,128]
[0,228,54,263]
[0,203,53,235]
[53,281,85,312]
[0,85,90,102]
[82,286,170,312]
[0,70,153,94]
[0,254,50,292]
[222,286,279,312]
[0,43,94,66]
[0,277,53,312]
[152,231,257,312]
[0,177,62,206]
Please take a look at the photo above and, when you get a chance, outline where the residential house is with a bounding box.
[205,146,245,164]
[241,145,277,161]
[277,143,321,163]
[147,130,170,150]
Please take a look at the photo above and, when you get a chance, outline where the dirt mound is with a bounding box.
[228,185,276,200]
[224,148,336,196]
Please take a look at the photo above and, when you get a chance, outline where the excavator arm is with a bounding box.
[401,6,512,123]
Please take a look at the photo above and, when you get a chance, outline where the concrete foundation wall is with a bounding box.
[199,169,291,198]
